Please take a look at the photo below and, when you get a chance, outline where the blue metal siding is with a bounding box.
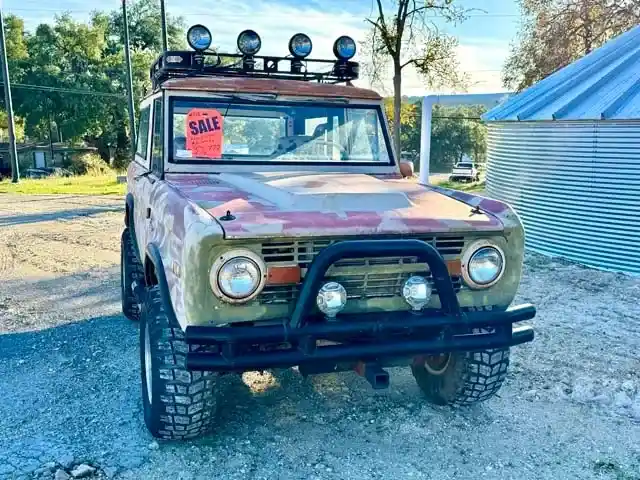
[485,122,640,275]
[482,25,640,122]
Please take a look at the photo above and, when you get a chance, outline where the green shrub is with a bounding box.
[69,152,112,176]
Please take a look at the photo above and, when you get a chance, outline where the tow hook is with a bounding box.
[355,362,390,390]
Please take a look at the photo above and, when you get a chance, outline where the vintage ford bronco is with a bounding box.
[121,26,536,440]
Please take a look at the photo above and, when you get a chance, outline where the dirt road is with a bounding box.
[0,193,638,480]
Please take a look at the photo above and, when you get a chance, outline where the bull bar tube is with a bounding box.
[177,239,536,372]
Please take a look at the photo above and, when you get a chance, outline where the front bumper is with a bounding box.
[183,239,535,372]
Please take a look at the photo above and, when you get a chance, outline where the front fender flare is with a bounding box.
[145,242,180,328]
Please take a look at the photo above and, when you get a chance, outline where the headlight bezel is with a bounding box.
[210,249,267,304]
[461,240,506,289]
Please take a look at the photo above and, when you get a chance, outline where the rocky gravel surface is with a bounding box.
[0,193,639,480]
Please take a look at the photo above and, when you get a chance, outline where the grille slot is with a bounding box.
[261,236,465,267]
[258,275,463,305]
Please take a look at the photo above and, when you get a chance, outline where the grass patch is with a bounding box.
[0,174,126,195]
[434,179,486,193]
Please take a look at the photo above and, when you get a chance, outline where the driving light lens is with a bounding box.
[316,282,347,318]
[402,276,431,311]
[187,25,212,51]
[237,29,261,55]
[217,257,261,299]
[289,33,313,58]
[333,35,356,60]
[468,247,504,285]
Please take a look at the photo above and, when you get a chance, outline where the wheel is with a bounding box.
[140,285,219,440]
[121,228,144,321]
[411,330,509,406]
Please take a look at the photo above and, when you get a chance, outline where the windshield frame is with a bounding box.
[167,94,396,168]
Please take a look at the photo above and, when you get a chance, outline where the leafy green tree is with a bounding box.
[504,0,640,91]
[430,105,487,171]
[361,0,467,158]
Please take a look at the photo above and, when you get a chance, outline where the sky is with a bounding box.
[3,0,522,96]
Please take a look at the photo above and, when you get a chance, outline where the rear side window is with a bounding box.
[151,99,163,174]
[136,106,151,164]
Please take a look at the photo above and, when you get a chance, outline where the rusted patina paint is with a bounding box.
[162,77,381,100]
[165,172,505,239]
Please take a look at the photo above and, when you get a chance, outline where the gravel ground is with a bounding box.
[0,193,638,480]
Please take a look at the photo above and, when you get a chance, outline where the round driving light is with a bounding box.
[187,24,212,51]
[237,29,261,55]
[316,282,347,318]
[288,33,313,58]
[217,257,261,299]
[402,276,431,311]
[468,247,504,286]
[333,35,356,60]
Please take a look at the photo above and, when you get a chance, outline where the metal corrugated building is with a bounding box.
[482,25,640,276]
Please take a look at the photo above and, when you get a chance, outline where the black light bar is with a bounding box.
[150,51,359,89]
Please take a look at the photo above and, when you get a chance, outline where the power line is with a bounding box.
[0,82,125,98]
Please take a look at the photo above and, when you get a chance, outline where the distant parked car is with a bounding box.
[449,161,479,182]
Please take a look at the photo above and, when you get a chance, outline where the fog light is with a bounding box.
[316,282,347,318]
[402,276,431,310]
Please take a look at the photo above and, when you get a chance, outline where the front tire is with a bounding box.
[140,285,219,440]
[121,228,144,321]
[411,334,510,406]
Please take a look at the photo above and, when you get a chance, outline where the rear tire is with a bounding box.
[121,228,144,321]
[411,331,510,406]
[140,285,219,440]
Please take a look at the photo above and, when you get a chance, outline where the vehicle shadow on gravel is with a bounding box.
[0,206,123,227]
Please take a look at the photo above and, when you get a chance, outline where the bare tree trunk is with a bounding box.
[393,64,402,160]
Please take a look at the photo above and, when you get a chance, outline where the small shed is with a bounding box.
[482,25,640,275]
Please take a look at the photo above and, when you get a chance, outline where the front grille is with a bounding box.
[258,236,466,307]
[258,274,463,305]
[261,236,465,267]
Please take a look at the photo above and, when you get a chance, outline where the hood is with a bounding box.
[165,172,503,239]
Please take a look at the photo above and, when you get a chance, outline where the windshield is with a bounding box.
[456,163,473,169]
[170,98,392,165]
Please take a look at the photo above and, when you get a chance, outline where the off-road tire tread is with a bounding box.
[121,228,144,321]
[142,285,218,440]
[411,328,510,406]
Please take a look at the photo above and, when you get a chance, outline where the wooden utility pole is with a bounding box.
[0,7,19,182]
[160,0,168,52]
[122,0,137,153]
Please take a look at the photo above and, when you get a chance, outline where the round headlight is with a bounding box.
[210,250,266,303]
[237,29,261,55]
[333,35,356,60]
[316,282,347,318]
[187,24,212,51]
[402,276,431,311]
[289,33,312,58]
[218,257,261,299]
[462,243,505,289]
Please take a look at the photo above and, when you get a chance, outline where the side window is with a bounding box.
[151,99,163,174]
[135,106,151,167]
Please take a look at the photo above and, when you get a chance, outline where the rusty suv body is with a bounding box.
[127,77,526,331]
[122,36,535,440]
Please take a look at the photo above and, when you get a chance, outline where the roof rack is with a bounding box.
[150,51,360,90]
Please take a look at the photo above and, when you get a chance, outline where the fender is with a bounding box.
[145,242,180,328]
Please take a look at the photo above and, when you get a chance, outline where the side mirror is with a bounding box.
[399,160,414,178]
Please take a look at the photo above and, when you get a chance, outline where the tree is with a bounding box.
[504,0,640,91]
[430,104,487,171]
[362,0,467,158]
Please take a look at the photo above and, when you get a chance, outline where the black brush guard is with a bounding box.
[183,239,535,372]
